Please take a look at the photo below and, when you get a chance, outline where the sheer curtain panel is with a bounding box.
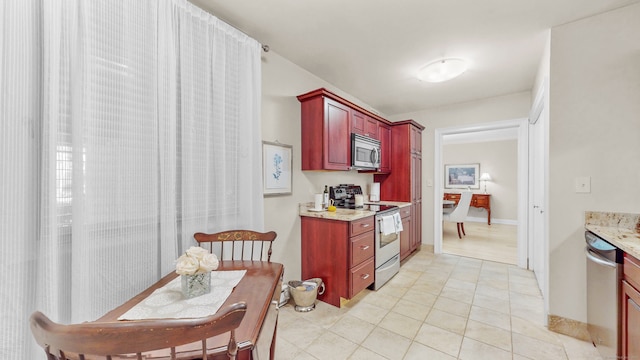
[1,0,262,358]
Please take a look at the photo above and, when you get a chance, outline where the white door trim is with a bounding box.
[434,118,529,268]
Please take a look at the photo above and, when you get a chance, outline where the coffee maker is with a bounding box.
[328,184,363,209]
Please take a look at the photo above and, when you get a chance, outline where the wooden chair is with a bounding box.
[194,230,277,262]
[30,302,247,360]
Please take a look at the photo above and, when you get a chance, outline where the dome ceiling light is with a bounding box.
[417,58,469,83]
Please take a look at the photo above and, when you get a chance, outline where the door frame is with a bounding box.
[528,79,549,318]
[433,118,529,268]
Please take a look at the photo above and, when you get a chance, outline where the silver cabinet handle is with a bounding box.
[361,224,370,228]
[360,245,370,250]
[361,273,370,280]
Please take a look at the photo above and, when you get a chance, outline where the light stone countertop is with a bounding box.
[298,201,411,221]
[585,211,640,259]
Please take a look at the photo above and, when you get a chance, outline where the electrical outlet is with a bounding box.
[426,179,433,187]
[575,176,591,193]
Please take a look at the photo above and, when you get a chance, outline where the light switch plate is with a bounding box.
[575,176,591,193]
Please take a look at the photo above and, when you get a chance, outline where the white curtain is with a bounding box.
[0,0,262,357]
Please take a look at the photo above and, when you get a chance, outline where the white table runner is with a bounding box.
[118,270,246,320]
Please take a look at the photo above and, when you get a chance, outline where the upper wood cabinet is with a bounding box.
[352,110,379,139]
[378,122,391,173]
[374,120,424,259]
[298,92,351,170]
[298,88,391,171]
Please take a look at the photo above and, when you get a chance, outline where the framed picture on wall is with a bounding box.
[445,163,480,189]
[262,141,293,196]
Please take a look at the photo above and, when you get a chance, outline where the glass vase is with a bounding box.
[181,272,211,299]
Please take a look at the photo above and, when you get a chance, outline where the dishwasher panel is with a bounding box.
[585,231,622,359]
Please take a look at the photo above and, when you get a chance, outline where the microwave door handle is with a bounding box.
[371,148,379,165]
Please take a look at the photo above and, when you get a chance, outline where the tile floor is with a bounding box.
[275,251,602,360]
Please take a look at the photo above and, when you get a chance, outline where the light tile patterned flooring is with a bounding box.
[276,251,602,359]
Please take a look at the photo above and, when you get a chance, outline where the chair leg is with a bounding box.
[460,222,466,236]
[456,223,462,239]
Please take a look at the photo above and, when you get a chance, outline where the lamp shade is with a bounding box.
[417,58,468,83]
[479,173,492,181]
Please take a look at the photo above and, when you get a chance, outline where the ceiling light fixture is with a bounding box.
[417,58,468,83]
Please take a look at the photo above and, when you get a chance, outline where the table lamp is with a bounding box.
[479,172,492,194]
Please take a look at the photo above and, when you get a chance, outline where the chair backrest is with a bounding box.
[194,230,277,262]
[30,302,247,360]
[446,191,473,222]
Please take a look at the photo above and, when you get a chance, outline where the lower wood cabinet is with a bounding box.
[399,206,413,261]
[301,216,375,307]
[623,253,640,359]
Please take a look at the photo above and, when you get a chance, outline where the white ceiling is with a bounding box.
[188,0,639,116]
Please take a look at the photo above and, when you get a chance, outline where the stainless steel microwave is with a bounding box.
[351,133,380,170]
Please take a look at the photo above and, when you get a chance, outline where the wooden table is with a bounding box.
[98,261,284,360]
[443,193,492,225]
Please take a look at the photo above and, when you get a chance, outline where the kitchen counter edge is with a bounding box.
[585,211,640,259]
[298,201,411,221]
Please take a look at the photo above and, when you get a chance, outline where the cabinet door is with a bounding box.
[378,123,391,173]
[412,200,422,251]
[324,98,351,170]
[351,110,366,135]
[411,153,421,201]
[364,117,378,139]
[399,214,412,260]
[411,125,422,155]
[622,280,640,359]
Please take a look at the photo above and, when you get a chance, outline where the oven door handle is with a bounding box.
[378,255,400,272]
[585,248,616,268]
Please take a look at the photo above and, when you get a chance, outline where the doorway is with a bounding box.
[434,119,529,269]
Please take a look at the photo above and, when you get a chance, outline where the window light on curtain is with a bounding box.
[0,0,262,357]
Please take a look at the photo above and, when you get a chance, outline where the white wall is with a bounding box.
[260,52,379,282]
[443,140,518,222]
[547,3,640,322]
[389,92,532,246]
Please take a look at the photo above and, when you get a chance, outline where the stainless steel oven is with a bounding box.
[371,205,401,290]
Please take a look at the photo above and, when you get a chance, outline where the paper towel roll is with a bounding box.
[314,194,323,210]
[369,182,380,202]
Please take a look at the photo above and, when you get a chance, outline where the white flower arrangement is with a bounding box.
[175,246,219,275]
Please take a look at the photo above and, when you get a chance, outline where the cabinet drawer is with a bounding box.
[445,193,460,200]
[399,206,412,219]
[350,231,374,267]
[474,196,489,207]
[350,258,374,298]
[350,216,374,237]
[625,253,640,290]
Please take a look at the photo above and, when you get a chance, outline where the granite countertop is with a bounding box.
[585,211,640,259]
[298,201,411,221]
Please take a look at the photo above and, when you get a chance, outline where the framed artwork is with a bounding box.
[445,163,480,189]
[262,141,293,196]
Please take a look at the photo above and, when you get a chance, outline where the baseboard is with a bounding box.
[465,216,518,226]
[548,314,590,342]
